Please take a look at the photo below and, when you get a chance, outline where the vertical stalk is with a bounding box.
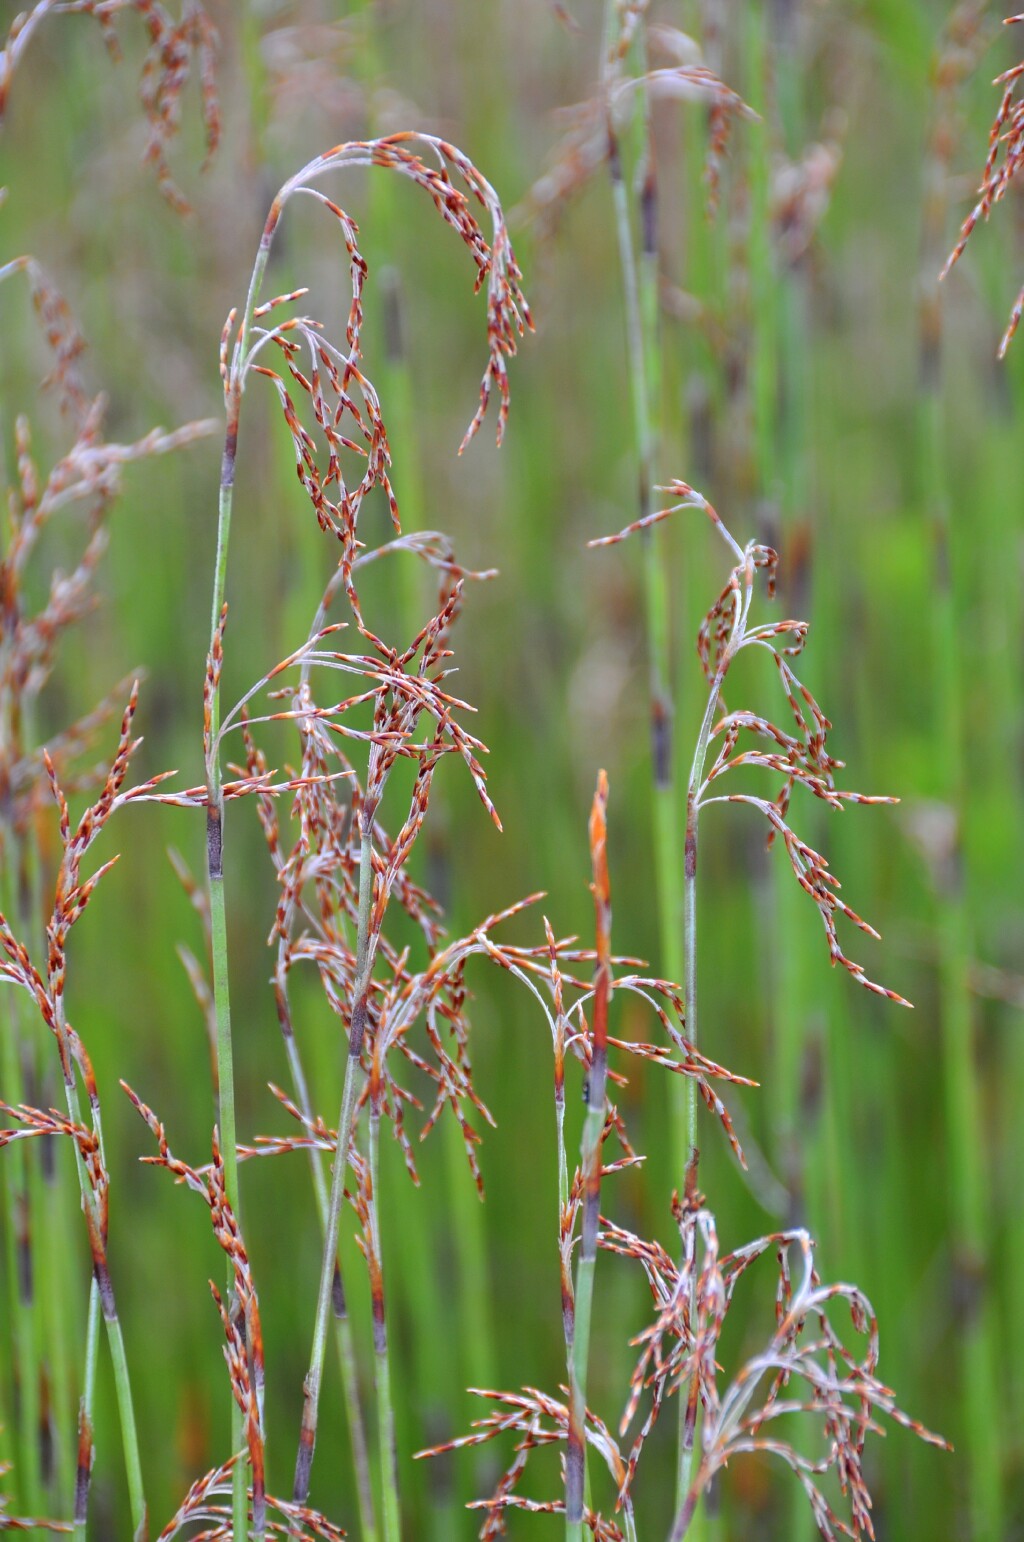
[294,814,376,1506]
[368,1093,401,1542]
[205,220,277,1538]
[276,1003,378,1542]
[49,1028,146,1537]
[72,1279,100,1542]
[0,981,41,1514]
[39,1114,74,1507]
[565,774,611,1541]
[672,652,729,1532]
[604,15,688,1195]
[919,69,1002,1540]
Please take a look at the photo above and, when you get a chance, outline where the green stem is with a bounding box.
[676,800,699,1516]
[73,1279,100,1541]
[672,655,729,1533]
[40,1121,75,1508]
[604,8,687,1191]
[57,1060,147,1537]
[205,224,276,1539]
[277,1010,378,1542]
[208,857,246,1541]
[566,1083,606,1542]
[918,90,1003,1538]
[0,980,41,1514]
[294,818,375,1505]
[566,780,611,1540]
[368,1099,401,1542]
[923,389,1003,1542]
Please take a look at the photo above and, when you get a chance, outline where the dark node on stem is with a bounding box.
[637,459,650,521]
[370,1268,388,1357]
[348,995,368,1057]
[331,1259,347,1319]
[561,1263,575,1347]
[581,1074,590,1106]
[382,268,406,365]
[799,1033,824,1129]
[684,828,697,881]
[220,417,238,491]
[607,120,622,184]
[206,803,223,881]
[15,1192,32,1306]
[273,980,293,1041]
[641,164,657,259]
[565,1423,585,1525]
[40,1367,54,1485]
[293,1403,315,1505]
[75,1399,94,1525]
[94,1256,117,1323]
[40,1126,57,1183]
[652,696,672,790]
[684,1146,702,1209]
[919,300,941,395]
[950,1245,988,1327]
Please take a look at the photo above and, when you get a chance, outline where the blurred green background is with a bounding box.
[0,0,1022,1537]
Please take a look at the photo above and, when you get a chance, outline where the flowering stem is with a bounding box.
[368,1093,401,1542]
[205,218,276,1539]
[276,993,378,1542]
[294,814,376,1506]
[73,1278,100,1541]
[566,775,611,1542]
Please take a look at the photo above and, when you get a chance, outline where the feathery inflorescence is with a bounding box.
[942,12,1024,353]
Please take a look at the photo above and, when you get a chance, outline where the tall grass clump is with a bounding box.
[0,1,1006,1537]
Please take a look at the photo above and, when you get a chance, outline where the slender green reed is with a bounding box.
[272,970,377,1542]
[920,55,1003,1535]
[294,816,377,1507]
[366,1095,401,1542]
[565,773,611,1542]
[208,229,269,1542]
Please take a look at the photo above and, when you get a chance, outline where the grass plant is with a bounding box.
[0,3,1018,1539]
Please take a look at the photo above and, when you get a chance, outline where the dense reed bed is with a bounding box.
[0,1,1021,1538]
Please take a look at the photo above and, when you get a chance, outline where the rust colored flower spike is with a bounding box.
[942,14,1024,355]
[593,481,911,1006]
[122,1086,270,1536]
[224,133,530,464]
[0,0,220,213]
[515,2,753,237]
[0,385,216,848]
[156,1454,347,1540]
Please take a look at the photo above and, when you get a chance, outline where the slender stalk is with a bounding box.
[918,62,1002,1537]
[276,998,377,1542]
[603,4,688,1194]
[206,220,276,1540]
[0,981,41,1514]
[294,815,376,1505]
[674,697,719,1522]
[39,1112,74,1507]
[746,15,819,1534]
[52,1049,146,1537]
[0,772,43,1515]
[367,1095,401,1542]
[72,1279,100,1542]
[565,774,611,1541]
